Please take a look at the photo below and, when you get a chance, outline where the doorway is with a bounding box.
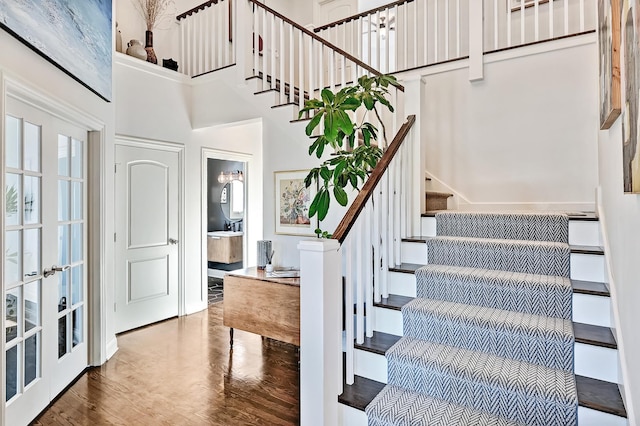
[113,139,184,334]
[207,159,245,275]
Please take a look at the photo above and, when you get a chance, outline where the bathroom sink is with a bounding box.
[208,231,243,237]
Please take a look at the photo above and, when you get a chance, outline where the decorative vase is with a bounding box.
[115,22,123,53]
[145,30,158,64]
[126,40,147,60]
[257,240,272,270]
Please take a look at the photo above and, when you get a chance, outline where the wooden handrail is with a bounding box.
[314,0,415,32]
[177,0,224,21]
[332,114,416,244]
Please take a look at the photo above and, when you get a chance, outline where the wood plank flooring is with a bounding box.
[33,303,300,425]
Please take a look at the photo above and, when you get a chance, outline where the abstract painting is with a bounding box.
[275,170,317,236]
[0,0,112,101]
[622,0,640,192]
[599,0,621,129]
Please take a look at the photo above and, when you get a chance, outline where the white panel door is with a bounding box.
[114,144,180,334]
[4,99,88,426]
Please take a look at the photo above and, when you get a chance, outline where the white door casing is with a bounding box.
[4,98,88,426]
[114,141,182,334]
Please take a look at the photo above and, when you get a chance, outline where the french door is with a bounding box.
[4,98,88,425]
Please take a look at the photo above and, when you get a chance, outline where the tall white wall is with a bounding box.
[421,40,599,211]
[597,108,640,423]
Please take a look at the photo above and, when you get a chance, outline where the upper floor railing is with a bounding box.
[314,0,596,74]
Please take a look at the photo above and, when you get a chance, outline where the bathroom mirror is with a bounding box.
[220,179,244,220]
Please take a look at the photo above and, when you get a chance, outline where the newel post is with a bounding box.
[469,0,484,81]
[298,239,342,426]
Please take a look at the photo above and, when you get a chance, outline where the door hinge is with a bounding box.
[114,163,117,173]
[114,303,117,312]
[114,233,117,242]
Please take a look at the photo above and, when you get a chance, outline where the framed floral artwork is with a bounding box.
[275,170,317,236]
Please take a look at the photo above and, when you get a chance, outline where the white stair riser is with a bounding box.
[421,217,437,236]
[575,343,619,383]
[577,407,628,426]
[573,293,611,328]
[571,253,605,282]
[401,241,427,264]
[355,349,387,383]
[420,217,602,247]
[371,308,617,382]
[386,271,610,327]
[339,404,368,425]
[339,403,628,426]
[373,307,403,336]
[387,272,417,297]
[569,221,602,246]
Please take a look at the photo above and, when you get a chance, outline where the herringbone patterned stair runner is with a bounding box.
[366,212,578,426]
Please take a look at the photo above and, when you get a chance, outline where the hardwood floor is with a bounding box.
[33,304,300,425]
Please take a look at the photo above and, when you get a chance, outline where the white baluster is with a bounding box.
[368,13,373,66]
[413,1,418,68]
[308,37,314,106]
[344,235,354,385]
[386,8,392,73]
[319,44,324,94]
[179,20,186,76]
[445,0,450,60]
[289,25,294,104]
[456,0,460,58]
[549,0,554,39]
[270,14,276,90]
[423,0,428,65]
[387,160,395,267]
[261,8,267,89]
[365,200,373,338]
[203,8,211,72]
[494,0,499,50]
[580,0,585,32]
[225,1,231,66]
[376,10,381,71]
[373,183,381,303]
[564,0,569,35]
[535,0,540,42]
[329,50,335,93]
[357,17,363,61]
[520,0,525,45]
[403,3,408,70]
[401,142,408,239]
[434,0,439,62]
[381,171,389,298]
[507,0,512,47]
[279,18,285,104]
[356,217,364,345]
[299,30,304,110]
[394,155,401,265]
[253,6,259,78]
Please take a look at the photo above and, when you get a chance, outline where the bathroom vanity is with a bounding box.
[207,231,243,264]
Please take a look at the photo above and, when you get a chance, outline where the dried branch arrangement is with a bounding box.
[132,0,174,31]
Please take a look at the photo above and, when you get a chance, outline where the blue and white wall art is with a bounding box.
[0,0,112,101]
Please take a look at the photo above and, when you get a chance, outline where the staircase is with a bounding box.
[339,212,627,425]
[174,1,627,424]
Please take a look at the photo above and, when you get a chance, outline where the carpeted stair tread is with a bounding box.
[385,337,577,426]
[366,385,525,426]
[416,265,572,319]
[402,299,574,371]
[427,236,570,277]
[435,212,569,243]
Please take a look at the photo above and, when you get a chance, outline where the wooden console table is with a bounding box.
[223,267,300,346]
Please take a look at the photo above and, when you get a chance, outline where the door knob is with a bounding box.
[169,238,179,245]
[43,265,70,278]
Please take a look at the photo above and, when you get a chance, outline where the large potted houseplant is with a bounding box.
[299,74,398,237]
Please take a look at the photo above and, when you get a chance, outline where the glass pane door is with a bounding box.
[5,115,43,403]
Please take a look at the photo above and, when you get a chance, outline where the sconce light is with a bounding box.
[217,170,244,184]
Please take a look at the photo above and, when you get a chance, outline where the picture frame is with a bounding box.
[622,0,640,192]
[274,170,318,236]
[510,0,549,12]
[0,0,113,101]
[598,0,622,130]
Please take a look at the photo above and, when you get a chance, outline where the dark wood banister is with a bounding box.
[177,0,225,21]
[332,114,416,244]
[314,0,416,32]
[176,0,404,91]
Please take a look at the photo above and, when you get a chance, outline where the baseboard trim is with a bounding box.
[106,336,119,360]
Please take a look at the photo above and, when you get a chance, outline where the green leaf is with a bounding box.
[333,186,348,206]
[336,110,354,136]
[306,113,323,136]
[321,88,335,104]
[308,139,319,156]
[363,93,374,110]
[341,97,361,111]
[349,173,358,189]
[324,110,338,141]
[316,140,326,158]
[362,128,371,146]
[318,189,330,221]
[334,161,346,181]
[309,192,320,218]
[320,166,333,181]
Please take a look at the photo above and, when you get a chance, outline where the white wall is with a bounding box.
[421,40,599,211]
